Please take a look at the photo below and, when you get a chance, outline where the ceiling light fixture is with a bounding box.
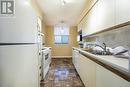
[24,0,30,6]
[61,0,66,6]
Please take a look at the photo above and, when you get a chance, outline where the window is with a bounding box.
[54,26,69,44]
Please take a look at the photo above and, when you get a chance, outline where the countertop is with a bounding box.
[39,47,51,53]
[73,47,130,82]
[42,47,51,50]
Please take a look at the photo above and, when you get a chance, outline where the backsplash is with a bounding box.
[83,25,130,48]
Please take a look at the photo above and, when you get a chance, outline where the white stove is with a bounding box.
[41,47,51,79]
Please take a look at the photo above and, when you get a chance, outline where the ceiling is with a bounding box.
[37,0,89,26]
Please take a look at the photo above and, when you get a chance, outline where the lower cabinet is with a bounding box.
[72,49,80,73]
[79,54,96,87]
[72,50,130,87]
[96,64,130,87]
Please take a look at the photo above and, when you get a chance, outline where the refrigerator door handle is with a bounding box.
[0,43,37,46]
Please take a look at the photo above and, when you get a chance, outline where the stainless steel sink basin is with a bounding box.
[90,51,113,55]
[84,50,113,55]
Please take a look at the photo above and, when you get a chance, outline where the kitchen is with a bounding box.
[0,0,130,87]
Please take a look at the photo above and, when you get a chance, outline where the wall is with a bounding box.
[96,26,130,48]
[45,26,78,58]
[83,26,130,48]
[31,0,44,19]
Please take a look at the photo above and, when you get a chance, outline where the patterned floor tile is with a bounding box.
[41,58,85,87]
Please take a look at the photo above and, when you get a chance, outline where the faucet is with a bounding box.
[94,43,107,52]
[86,43,107,52]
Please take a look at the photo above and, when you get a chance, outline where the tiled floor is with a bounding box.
[41,58,85,87]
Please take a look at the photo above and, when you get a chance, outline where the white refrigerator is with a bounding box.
[0,0,39,87]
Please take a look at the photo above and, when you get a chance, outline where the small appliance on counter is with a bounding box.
[77,30,83,48]
[79,42,84,48]
[77,30,82,42]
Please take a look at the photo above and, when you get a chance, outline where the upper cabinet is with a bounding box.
[96,0,116,32]
[79,0,130,37]
[78,14,88,34]
[115,0,130,25]
[82,15,89,36]
[82,1,99,36]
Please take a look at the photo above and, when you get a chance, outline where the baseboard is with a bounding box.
[52,56,72,59]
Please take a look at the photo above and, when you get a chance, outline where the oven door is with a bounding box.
[44,52,51,68]
[43,50,51,78]
[41,51,44,80]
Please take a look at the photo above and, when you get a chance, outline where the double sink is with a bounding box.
[83,49,113,55]
[82,47,130,72]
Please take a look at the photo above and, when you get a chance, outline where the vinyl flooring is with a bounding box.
[41,58,85,87]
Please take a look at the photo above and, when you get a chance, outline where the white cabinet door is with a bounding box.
[86,2,99,35]
[81,0,98,36]
[75,50,80,72]
[79,54,96,87]
[96,64,130,87]
[72,49,80,72]
[82,15,88,37]
[82,3,98,36]
[72,49,76,66]
[120,77,130,87]
[72,49,75,63]
[97,0,116,31]
[116,0,130,25]
[0,44,39,87]
[82,0,116,36]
